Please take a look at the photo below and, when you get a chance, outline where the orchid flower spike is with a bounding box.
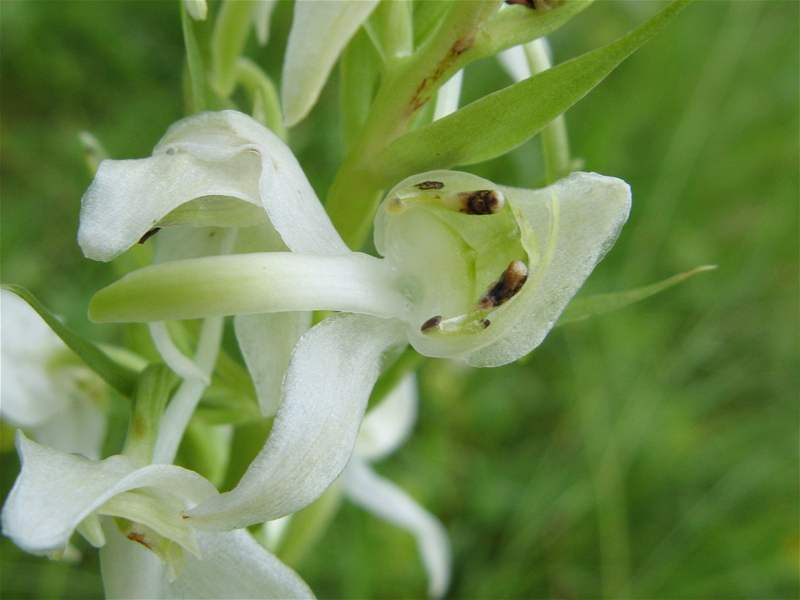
[82,110,630,532]
[1,432,312,598]
[0,289,108,459]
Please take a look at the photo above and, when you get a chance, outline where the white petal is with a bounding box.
[186,314,405,529]
[235,312,311,417]
[183,0,207,21]
[101,522,314,599]
[497,44,530,82]
[345,459,450,598]
[158,111,349,255]
[356,374,417,461]
[0,290,69,427]
[254,0,278,45]
[33,395,106,460]
[467,172,632,366]
[433,70,464,121]
[148,322,210,384]
[90,252,405,324]
[78,151,260,262]
[282,0,379,126]
[1,432,216,555]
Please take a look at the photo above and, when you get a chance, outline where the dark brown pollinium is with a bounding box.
[420,315,443,333]
[479,260,529,309]
[415,180,445,190]
[458,190,505,215]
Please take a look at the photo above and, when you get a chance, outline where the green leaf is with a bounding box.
[123,364,177,464]
[372,0,692,184]
[2,284,138,397]
[558,265,716,325]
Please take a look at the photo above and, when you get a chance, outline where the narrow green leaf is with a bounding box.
[558,265,716,325]
[123,364,178,464]
[2,284,138,397]
[373,0,691,184]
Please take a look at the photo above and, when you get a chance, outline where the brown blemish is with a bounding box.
[127,532,152,550]
[458,190,505,215]
[415,180,445,191]
[406,33,476,116]
[138,227,161,244]
[479,260,529,309]
[480,318,491,329]
[420,315,443,333]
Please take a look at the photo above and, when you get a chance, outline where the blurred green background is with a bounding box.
[1,1,797,598]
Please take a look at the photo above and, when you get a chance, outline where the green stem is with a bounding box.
[326,0,500,249]
[524,39,571,184]
[235,57,286,140]
[123,365,177,465]
[374,0,413,65]
[211,0,257,97]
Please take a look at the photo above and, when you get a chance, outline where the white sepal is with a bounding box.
[1,432,216,555]
[101,521,314,599]
[186,314,405,529]
[344,459,450,598]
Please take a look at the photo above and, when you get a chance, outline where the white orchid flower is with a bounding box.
[79,110,630,533]
[1,432,312,598]
[282,0,380,126]
[348,374,450,598]
[0,289,107,459]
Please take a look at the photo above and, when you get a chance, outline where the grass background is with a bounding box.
[1,0,798,598]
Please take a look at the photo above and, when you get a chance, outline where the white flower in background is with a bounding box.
[1,432,312,599]
[79,110,630,533]
[0,289,107,459]
[348,374,450,598]
[282,0,379,126]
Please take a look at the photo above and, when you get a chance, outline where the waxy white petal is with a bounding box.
[282,0,379,126]
[345,459,450,598]
[235,312,311,417]
[101,522,313,599]
[78,151,260,262]
[79,111,347,262]
[157,111,349,256]
[356,374,417,461]
[148,322,210,384]
[1,433,216,555]
[468,172,631,366]
[186,314,405,529]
